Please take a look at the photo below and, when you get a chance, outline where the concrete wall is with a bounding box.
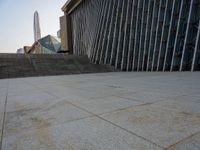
[60,15,69,52]
[60,15,73,53]
[63,0,200,71]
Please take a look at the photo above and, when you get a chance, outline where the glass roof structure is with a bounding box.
[29,35,61,54]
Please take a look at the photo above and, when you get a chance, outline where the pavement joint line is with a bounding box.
[24,79,118,101]
[0,80,9,150]
[38,86,165,149]
[88,101,162,117]
[28,81,164,149]
[27,79,160,117]
[115,95,166,104]
[5,115,95,135]
[65,100,165,150]
[20,74,200,149]
[164,131,200,150]
[25,81,164,149]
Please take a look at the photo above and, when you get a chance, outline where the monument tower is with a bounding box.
[33,11,41,42]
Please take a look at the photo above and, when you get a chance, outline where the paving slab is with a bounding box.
[5,99,92,135]
[115,91,175,103]
[44,87,116,103]
[0,72,200,150]
[167,132,200,150]
[70,96,144,115]
[101,99,200,148]
[6,90,58,112]
[7,81,39,97]
[2,117,162,150]
[171,95,200,104]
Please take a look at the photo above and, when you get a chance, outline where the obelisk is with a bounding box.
[33,11,41,42]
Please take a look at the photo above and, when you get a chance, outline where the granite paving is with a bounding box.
[0,72,199,150]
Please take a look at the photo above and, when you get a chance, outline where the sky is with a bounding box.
[0,0,67,53]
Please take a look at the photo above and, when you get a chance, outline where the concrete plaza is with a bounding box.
[0,72,200,150]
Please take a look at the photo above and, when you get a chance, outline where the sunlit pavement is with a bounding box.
[0,72,200,150]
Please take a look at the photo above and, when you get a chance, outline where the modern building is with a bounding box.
[16,46,31,54]
[16,48,24,54]
[34,11,41,42]
[24,46,31,54]
[57,30,61,38]
[28,35,61,54]
[61,0,200,71]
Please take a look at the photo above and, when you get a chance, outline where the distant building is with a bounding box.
[61,0,200,71]
[34,11,41,42]
[28,35,61,54]
[24,46,31,54]
[57,30,61,38]
[17,48,24,54]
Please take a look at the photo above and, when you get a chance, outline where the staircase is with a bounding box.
[0,54,116,79]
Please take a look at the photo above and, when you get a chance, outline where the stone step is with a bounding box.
[0,54,116,79]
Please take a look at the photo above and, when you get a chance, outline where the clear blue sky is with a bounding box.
[0,0,67,53]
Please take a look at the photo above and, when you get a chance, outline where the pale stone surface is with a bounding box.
[0,72,200,150]
[167,133,200,150]
[6,90,58,112]
[0,80,7,143]
[5,99,91,135]
[2,117,162,150]
[101,100,200,148]
[70,96,144,115]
